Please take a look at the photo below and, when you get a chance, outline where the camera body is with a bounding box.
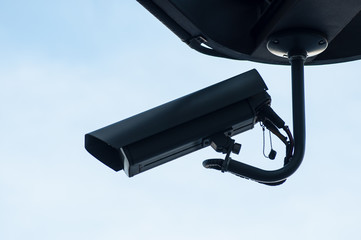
[85,69,271,177]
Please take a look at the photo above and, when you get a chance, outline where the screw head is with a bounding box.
[202,139,211,147]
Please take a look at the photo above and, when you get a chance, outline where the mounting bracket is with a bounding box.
[222,30,328,184]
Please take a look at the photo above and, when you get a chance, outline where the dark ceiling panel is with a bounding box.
[137,0,361,65]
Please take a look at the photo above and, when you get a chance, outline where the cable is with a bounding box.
[203,105,295,185]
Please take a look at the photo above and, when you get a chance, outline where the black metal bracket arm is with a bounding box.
[204,30,328,184]
[223,55,306,184]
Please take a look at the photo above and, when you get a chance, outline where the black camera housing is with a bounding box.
[85,69,271,177]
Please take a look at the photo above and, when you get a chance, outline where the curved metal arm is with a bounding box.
[224,55,306,184]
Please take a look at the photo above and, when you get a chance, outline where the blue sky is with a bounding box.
[1,1,361,239]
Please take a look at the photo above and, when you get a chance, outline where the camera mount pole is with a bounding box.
[288,53,306,176]
[220,30,328,184]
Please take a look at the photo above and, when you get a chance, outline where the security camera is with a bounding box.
[85,69,289,178]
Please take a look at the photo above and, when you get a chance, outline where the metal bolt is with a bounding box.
[203,139,211,147]
[319,39,326,45]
